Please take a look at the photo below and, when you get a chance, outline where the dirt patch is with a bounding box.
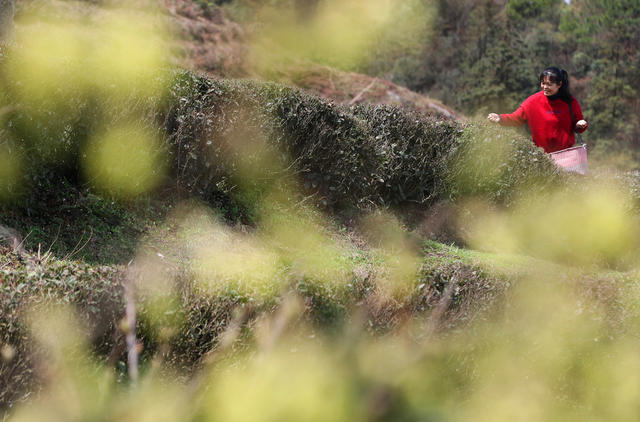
[165,0,249,77]
[162,1,464,120]
[266,62,465,121]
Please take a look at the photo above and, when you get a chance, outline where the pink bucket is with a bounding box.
[548,144,588,175]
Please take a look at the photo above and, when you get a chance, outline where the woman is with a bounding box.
[487,67,588,153]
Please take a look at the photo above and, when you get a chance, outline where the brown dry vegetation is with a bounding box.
[163,0,462,120]
[263,63,464,121]
[14,0,462,119]
[165,0,250,77]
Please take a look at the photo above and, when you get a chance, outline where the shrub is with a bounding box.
[2,58,565,234]
[445,122,563,205]
[163,71,560,214]
[0,247,124,408]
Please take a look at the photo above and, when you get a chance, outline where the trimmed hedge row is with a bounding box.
[163,71,561,213]
[1,60,564,233]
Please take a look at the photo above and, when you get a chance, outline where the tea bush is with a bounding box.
[445,122,563,205]
[1,63,590,411]
[163,70,561,214]
[0,247,124,408]
[2,52,566,231]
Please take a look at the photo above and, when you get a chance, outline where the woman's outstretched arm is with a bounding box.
[487,106,526,126]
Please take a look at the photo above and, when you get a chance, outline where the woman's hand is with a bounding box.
[576,119,588,130]
[487,113,501,123]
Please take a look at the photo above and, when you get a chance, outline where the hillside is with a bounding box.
[13,0,461,120]
[3,0,640,419]
[164,0,463,120]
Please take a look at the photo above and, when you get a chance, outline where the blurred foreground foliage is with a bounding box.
[0,232,509,411]
[4,2,640,419]
[3,240,640,420]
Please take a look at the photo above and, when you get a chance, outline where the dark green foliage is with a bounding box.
[350,105,462,205]
[164,71,466,210]
[361,0,640,156]
[560,0,640,149]
[166,71,554,213]
[0,175,160,263]
[444,0,561,115]
[506,0,563,21]
[447,123,563,204]
[0,248,124,408]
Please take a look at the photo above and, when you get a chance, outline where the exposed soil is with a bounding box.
[165,0,250,78]
[164,0,464,120]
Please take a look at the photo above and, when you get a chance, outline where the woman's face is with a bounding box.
[541,76,561,96]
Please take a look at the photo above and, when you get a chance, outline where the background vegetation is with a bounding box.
[214,0,640,165]
[359,0,640,163]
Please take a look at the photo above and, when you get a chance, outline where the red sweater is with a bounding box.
[499,91,588,153]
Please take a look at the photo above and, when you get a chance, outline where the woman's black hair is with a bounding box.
[539,66,573,102]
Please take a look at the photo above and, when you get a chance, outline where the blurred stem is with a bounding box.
[124,277,138,385]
